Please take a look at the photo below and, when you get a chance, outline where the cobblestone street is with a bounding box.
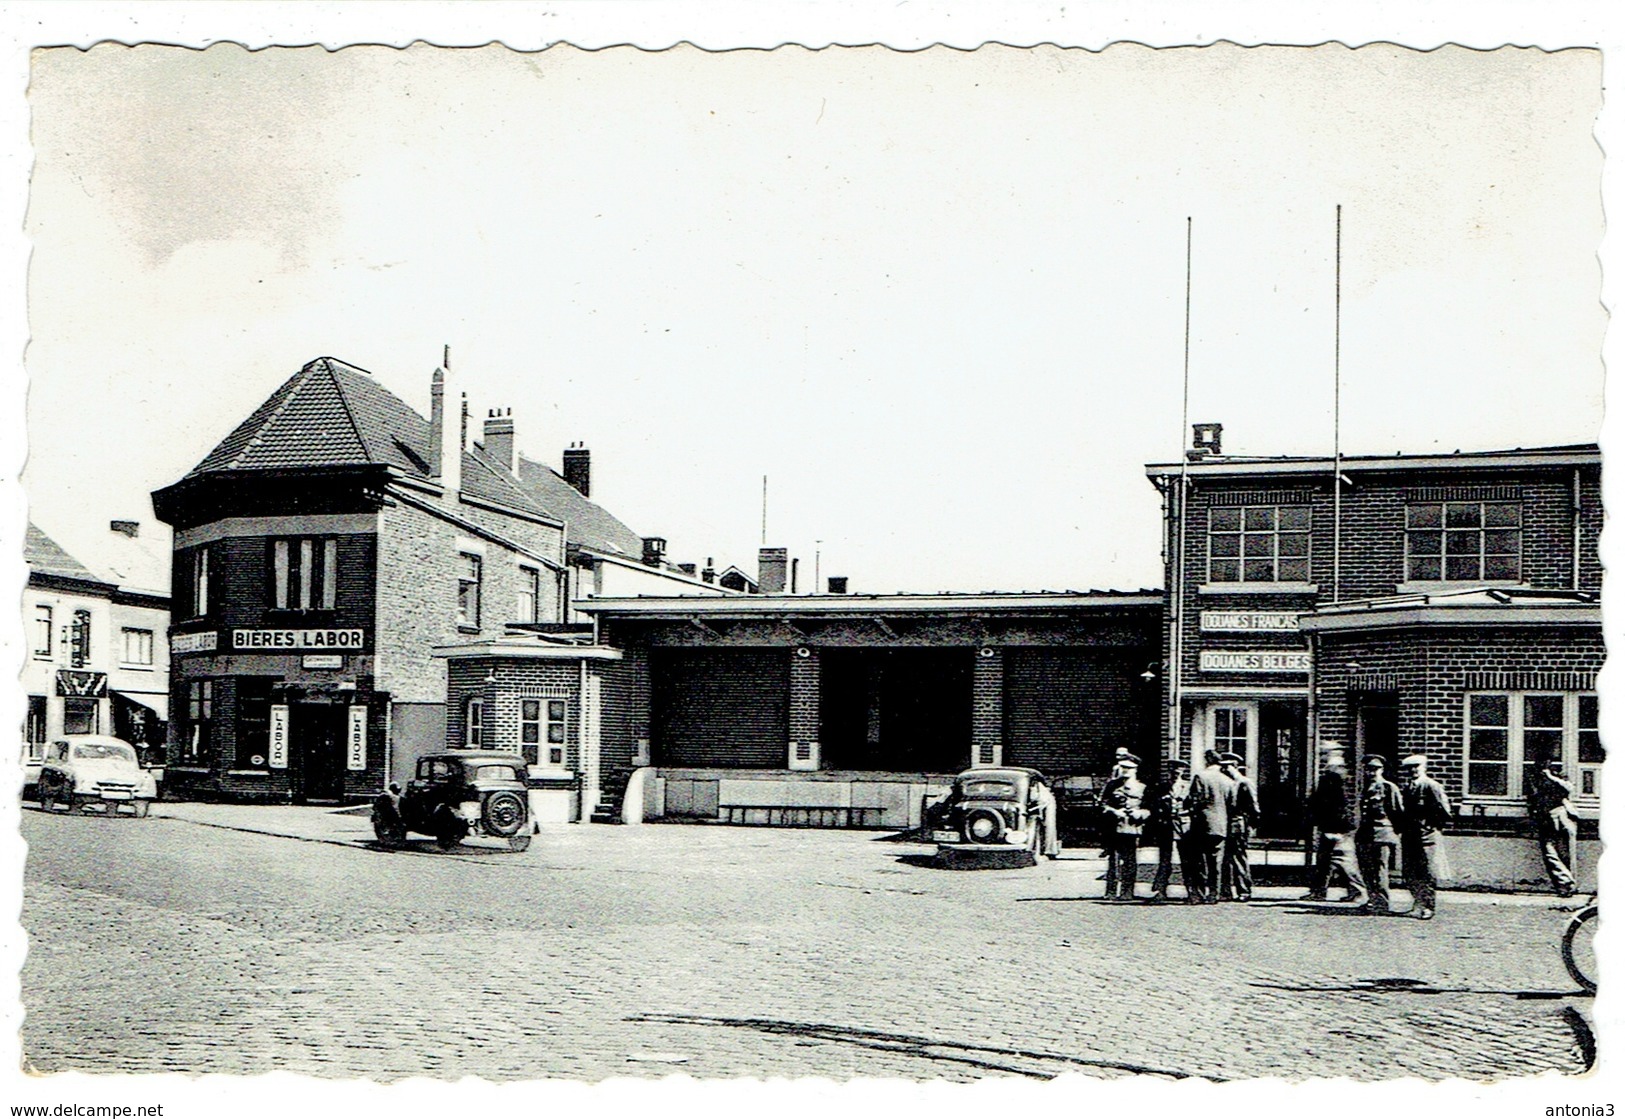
[19,806,1594,1082]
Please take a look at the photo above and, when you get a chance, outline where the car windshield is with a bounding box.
[73,743,136,762]
[961,779,1018,799]
[474,765,522,783]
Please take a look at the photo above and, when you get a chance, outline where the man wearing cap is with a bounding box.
[1355,756,1405,914]
[1526,757,1579,897]
[1218,753,1258,902]
[1398,754,1453,919]
[1149,758,1193,901]
[1100,753,1150,899]
[1183,749,1234,904]
[1303,742,1368,905]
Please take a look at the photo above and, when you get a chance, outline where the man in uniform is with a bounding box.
[1149,757,1193,901]
[1218,752,1257,902]
[1303,741,1368,906]
[1526,757,1579,897]
[1100,754,1150,899]
[1355,756,1404,914]
[1183,749,1233,904]
[1398,754,1453,920]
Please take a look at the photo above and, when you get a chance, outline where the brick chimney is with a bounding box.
[483,409,515,473]
[428,364,463,495]
[563,443,591,497]
[827,576,848,594]
[1188,422,1223,461]
[642,537,667,567]
[702,557,717,584]
[758,547,788,594]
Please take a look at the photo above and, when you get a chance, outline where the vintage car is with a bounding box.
[926,766,1062,866]
[373,751,534,852]
[36,735,158,817]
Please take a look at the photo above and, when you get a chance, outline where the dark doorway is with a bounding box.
[1354,692,1402,776]
[1256,701,1308,840]
[820,649,972,773]
[291,703,346,804]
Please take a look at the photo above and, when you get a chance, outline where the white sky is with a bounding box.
[18,38,1605,595]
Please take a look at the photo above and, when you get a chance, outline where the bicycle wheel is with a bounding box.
[1562,904,1598,993]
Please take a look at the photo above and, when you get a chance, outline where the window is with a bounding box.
[25,695,47,762]
[63,697,98,736]
[464,696,484,747]
[1464,692,1602,810]
[457,553,482,629]
[1212,707,1249,758]
[69,609,92,669]
[517,565,539,624]
[1406,501,1520,582]
[33,604,52,659]
[520,698,568,766]
[272,538,338,610]
[184,679,213,763]
[1207,505,1311,584]
[235,678,276,769]
[184,546,211,617]
[121,627,155,666]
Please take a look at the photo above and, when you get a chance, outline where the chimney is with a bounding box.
[429,364,463,495]
[790,557,799,594]
[701,557,717,585]
[563,443,591,497]
[110,520,140,539]
[758,547,788,594]
[641,537,667,567]
[827,576,848,595]
[1188,422,1223,461]
[484,408,515,473]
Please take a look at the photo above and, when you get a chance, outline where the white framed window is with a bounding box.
[457,553,483,630]
[520,698,568,767]
[1207,505,1311,584]
[25,695,47,762]
[1201,701,1259,777]
[33,604,52,659]
[69,609,92,669]
[184,680,213,763]
[190,546,210,618]
[272,537,338,610]
[517,565,539,624]
[1406,501,1521,583]
[1464,691,1601,812]
[465,696,485,747]
[121,627,155,666]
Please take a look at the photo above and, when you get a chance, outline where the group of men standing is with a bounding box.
[1097,741,1458,919]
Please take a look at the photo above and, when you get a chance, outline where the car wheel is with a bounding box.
[372,817,406,849]
[435,831,462,851]
[506,832,532,853]
[482,791,526,838]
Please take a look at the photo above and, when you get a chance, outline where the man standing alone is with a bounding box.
[1398,754,1453,920]
[1355,756,1404,915]
[1303,742,1368,906]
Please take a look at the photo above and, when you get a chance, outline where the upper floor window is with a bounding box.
[184,546,211,618]
[457,553,483,630]
[1465,691,1601,809]
[69,609,92,669]
[33,604,52,659]
[1207,505,1311,584]
[1406,501,1520,583]
[271,537,338,611]
[120,627,155,667]
[517,565,540,624]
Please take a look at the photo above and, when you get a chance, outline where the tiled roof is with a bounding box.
[26,523,111,587]
[515,454,646,558]
[183,357,549,518]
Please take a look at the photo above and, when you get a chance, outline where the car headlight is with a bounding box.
[458,801,483,822]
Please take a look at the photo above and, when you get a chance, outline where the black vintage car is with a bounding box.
[373,752,533,852]
[925,767,1062,866]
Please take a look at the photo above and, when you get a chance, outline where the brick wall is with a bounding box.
[374,499,456,704]
[971,649,1003,765]
[788,648,820,750]
[1004,648,1158,776]
[445,657,583,765]
[651,648,790,768]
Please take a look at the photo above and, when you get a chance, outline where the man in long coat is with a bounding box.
[1303,741,1368,906]
[1149,758,1193,901]
[1398,754,1453,920]
[1218,752,1258,902]
[1183,750,1233,904]
[1526,758,1579,897]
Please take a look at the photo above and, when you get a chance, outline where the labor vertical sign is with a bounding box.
[347,705,367,771]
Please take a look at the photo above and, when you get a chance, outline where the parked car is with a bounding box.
[373,752,533,852]
[925,767,1061,865]
[36,735,158,817]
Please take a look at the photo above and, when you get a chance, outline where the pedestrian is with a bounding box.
[1184,749,1233,904]
[1218,753,1257,902]
[1397,754,1453,920]
[1526,757,1579,897]
[1355,756,1404,915]
[1302,741,1369,905]
[1149,757,1193,901]
[1101,754,1150,899]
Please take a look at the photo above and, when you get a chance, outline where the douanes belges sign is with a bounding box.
[232,629,365,651]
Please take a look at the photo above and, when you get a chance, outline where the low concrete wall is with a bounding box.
[1442,836,1600,893]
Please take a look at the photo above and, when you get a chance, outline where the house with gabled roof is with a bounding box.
[151,355,683,805]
